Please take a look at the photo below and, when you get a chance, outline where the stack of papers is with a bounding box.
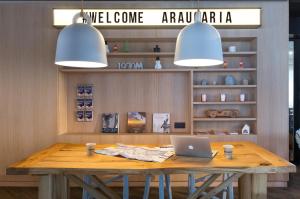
[95,143,174,163]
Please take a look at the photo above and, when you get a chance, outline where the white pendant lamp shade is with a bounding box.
[55,13,107,68]
[174,12,223,67]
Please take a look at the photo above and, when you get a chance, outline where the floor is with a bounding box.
[0,171,299,199]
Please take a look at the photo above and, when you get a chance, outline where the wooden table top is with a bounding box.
[6,142,296,176]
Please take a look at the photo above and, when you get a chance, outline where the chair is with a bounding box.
[82,175,129,199]
[188,173,234,199]
[143,174,172,199]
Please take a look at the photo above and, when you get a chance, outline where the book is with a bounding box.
[128,112,146,133]
[153,113,170,133]
[102,113,119,133]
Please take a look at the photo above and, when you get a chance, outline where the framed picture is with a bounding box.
[102,113,119,133]
[153,113,170,133]
[127,112,146,133]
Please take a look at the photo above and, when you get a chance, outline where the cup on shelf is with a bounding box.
[240,93,246,102]
[228,46,237,52]
[223,144,234,159]
[86,143,96,156]
[220,93,226,102]
[201,94,207,102]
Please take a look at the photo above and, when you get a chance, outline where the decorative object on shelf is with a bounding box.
[154,57,162,69]
[223,144,234,159]
[128,112,146,133]
[223,60,228,68]
[201,79,209,85]
[206,109,240,118]
[225,75,236,85]
[153,45,161,52]
[220,93,226,102]
[85,111,93,122]
[105,41,110,53]
[240,93,246,102]
[118,62,143,69]
[201,94,207,102]
[102,113,119,133]
[228,46,237,52]
[112,44,119,52]
[121,41,129,52]
[76,111,85,122]
[84,99,93,110]
[212,80,217,85]
[55,0,107,68]
[174,3,223,67]
[76,99,85,110]
[242,79,249,85]
[153,113,170,133]
[241,124,250,135]
[239,58,244,68]
[86,143,96,156]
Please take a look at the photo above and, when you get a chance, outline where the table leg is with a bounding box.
[238,174,252,199]
[39,175,54,199]
[251,174,267,199]
[55,175,70,199]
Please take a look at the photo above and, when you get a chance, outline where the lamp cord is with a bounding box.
[197,0,200,12]
[80,0,84,17]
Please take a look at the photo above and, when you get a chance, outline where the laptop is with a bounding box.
[170,136,217,158]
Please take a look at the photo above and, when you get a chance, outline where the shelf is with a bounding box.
[223,51,257,56]
[105,37,256,42]
[193,101,257,105]
[59,132,190,136]
[193,117,257,122]
[107,51,256,57]
[59,68,191,73]
[193,85,257,89]
[108,52,174,57]
[59,68,256,73]
[192,68,256,72]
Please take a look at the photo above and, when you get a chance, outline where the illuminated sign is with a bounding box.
[53,9,261,28]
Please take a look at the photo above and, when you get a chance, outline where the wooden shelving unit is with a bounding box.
[58,36,258,139]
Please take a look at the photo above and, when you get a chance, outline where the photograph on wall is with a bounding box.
[76,99,85,110]
[85,111,93,122]
[77,85,85,97]
[84,85,93,97]
[153,113,170,133]
[127,112,146,133]
[102,113,119,133]
[84,99,93,110]
[76,111,85,122]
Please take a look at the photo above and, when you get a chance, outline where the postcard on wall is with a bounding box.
[84,85,93,97]
[102,113,119,133]
[76,99,85,110]
[153,113,171,133]
[85,111,93,122]
[84,99,93,110]
[77,85,85,97]
[127,112,146,133]
[76,111,85,122]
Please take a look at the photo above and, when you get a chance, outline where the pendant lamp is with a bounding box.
[174,11,223,67]
[55,12,107,68]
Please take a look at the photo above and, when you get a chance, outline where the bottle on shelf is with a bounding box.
[154,57,162,69]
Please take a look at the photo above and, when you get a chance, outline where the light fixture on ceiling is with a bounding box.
[174,2,223,67]
[55,0,107,68]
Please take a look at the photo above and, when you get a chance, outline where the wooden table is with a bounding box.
[6,142,296,199]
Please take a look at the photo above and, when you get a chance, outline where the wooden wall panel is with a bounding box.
[0,1,290,186]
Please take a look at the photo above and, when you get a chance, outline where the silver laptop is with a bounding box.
[170,136,217,158]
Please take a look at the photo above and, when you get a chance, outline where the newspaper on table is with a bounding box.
[95,143,175,163]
